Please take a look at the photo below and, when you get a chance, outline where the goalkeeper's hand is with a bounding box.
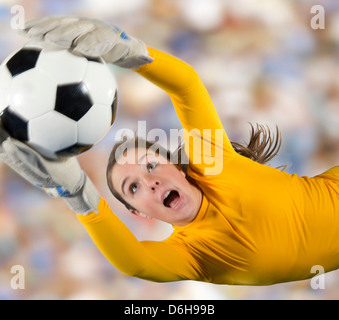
[22,16,154,69]
[0,122,100,215]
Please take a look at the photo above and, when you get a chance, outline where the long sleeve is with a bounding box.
[135,47,236,177]
[77,198,202,282]
[134,47,225,134]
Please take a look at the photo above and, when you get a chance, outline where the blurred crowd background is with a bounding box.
[0,0,339,300]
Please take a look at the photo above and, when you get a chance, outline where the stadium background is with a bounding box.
[0,0,339,299]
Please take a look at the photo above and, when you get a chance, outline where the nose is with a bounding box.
[143,175,160,191]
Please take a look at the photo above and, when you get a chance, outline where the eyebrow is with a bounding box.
[121,153,149,196]
[121,177,129,196]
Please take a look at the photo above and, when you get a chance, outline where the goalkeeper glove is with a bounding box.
[23,16,154,69]
[0,122,100,215]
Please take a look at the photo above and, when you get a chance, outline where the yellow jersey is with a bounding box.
[78,48,339,285]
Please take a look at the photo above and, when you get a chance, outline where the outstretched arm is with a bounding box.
[135,47,225,135]
[134,47,236,177]
[78,198,202,282]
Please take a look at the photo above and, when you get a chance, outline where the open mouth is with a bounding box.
[163,190,180,208]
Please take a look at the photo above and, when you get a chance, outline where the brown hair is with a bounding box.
[231,123,283,165]
[106,123,283,211]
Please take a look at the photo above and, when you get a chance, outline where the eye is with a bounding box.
[129,183,138,194]
[147,161,157,172]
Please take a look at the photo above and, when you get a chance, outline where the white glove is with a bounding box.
[0,122,99,215]
[23,16,154,69]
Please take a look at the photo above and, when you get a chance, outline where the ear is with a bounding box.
[129,209,151,220]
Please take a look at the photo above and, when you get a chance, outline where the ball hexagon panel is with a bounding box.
[6,48,41,77]
[77,103,113,145]
[83,61,117,106]
[55,82,93,121]
[1,107,28,141]
[84,56,103,63]
[0,64,12,111]
[55,143,93,158]
[28,111,78,159]
[36,48,88,84]
[9,68,57,121]
[111,90,118,125]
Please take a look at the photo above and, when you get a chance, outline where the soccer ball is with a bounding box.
[0,41,118,159]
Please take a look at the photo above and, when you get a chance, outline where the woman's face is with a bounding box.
[110,147,202,226]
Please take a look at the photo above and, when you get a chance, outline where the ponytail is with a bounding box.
[231,123,285,168]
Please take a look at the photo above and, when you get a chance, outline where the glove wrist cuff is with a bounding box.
[104,37,154,69]
[64,175,100,215]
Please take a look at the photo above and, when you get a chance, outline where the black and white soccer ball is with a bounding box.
[0,41,118,159]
